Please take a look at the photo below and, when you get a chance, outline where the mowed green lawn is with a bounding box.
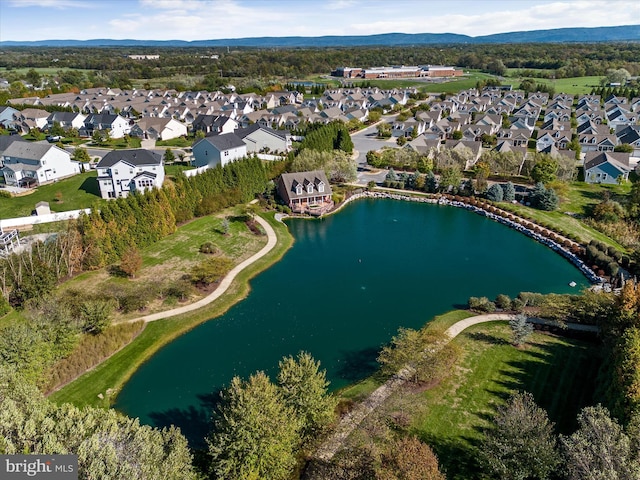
[0,171,103,219]
[505,73,603,95]
[411,322,601,480]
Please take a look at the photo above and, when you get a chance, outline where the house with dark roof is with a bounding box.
[192,114,238,135]
[1,142,79,187]
[192,132,247,169]
[0,135,26,167]
[584,151,631,184]
[95,149,164,199]
[276,170,333,216]
[79,113,131,138]
[234,124,291,154]
[46,111,86,131]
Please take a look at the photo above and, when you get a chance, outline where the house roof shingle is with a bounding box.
[96,149,162,168]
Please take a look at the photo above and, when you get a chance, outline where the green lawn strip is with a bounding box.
[164,164,191,177]
[497,203,626,251]
[561,181,631,215]
[49,212,293,408]
[410,322,600,480]
[337,310,474,402]
[0,171,102,219]
[156,137,193,148]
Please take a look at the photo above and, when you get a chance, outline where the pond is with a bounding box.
[114,198,589,446]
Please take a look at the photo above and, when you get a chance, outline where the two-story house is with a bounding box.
[276,170,333,216]
[95,149,164,199]
[192,133,247,169]
[1,142,80,187]
[79,113,131,138]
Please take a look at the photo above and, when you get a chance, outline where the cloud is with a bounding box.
[325,0,358,10]
[7,0,92,7]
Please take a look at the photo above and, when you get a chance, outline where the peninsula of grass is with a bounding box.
[406,322,601,480]
[50,212,293,408]
[0,171,102,219]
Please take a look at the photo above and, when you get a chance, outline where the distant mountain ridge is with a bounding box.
[1,25,639,47]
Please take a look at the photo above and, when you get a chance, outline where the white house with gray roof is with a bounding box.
[234,124,291,154]
[95,149,164,199]
[1,142,79,187]
[192,133,247,169]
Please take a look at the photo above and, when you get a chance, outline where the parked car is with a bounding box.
[46,135,62,142]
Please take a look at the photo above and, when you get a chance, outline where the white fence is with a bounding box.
[0,208,92,230]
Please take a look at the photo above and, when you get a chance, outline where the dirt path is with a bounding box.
[314,313,598,461]
[127,215,277,324]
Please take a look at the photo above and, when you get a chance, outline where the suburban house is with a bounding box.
[276,170,333,216]
[95,149,164,199]
[0,106,19,130]
[1,142,80,187]
[234,124,291,154]
[0,135,26,167]
[616,125,640,156]
[584,151,631,184]
[192,114,238,135]
[79,113,131,138]
[130,117,188,141]
[46,111,86,131]
[192,132,247,169]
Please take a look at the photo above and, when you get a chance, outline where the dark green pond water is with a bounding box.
[115,198,588,445]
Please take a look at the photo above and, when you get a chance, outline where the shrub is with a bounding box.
[190,257,233,286]
[518,292,545,307]
[511,298,525,313]
[119,293,149,313]
[468,296,497,313]
[0,190,12,199]
[165,278,194,302]
[199,241,218,254]
[495,294,512,310]
[486,184,504,202]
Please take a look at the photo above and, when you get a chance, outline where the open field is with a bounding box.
[0,171,102,219]
[407,322,601,479]
[49,212,293,407]
[504,71,604,95]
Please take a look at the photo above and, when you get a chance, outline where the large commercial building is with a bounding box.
[332,65,462,79]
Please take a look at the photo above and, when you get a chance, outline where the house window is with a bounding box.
[318,183,324,193]
[307,184,313,194]
[296,185,302,195]
[224,151,229,156]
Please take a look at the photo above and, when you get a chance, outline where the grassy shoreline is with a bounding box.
[50,212,294,408]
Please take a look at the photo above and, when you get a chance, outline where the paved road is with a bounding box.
[351,115,397,186]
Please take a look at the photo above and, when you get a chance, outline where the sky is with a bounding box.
[0,0,639,42]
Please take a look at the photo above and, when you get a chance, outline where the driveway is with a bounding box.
[351,115,397,185]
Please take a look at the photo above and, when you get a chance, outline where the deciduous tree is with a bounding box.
[208,372,300,480]
[561,404,640,480]
[480,391,559,480]
[277,351,336,444]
